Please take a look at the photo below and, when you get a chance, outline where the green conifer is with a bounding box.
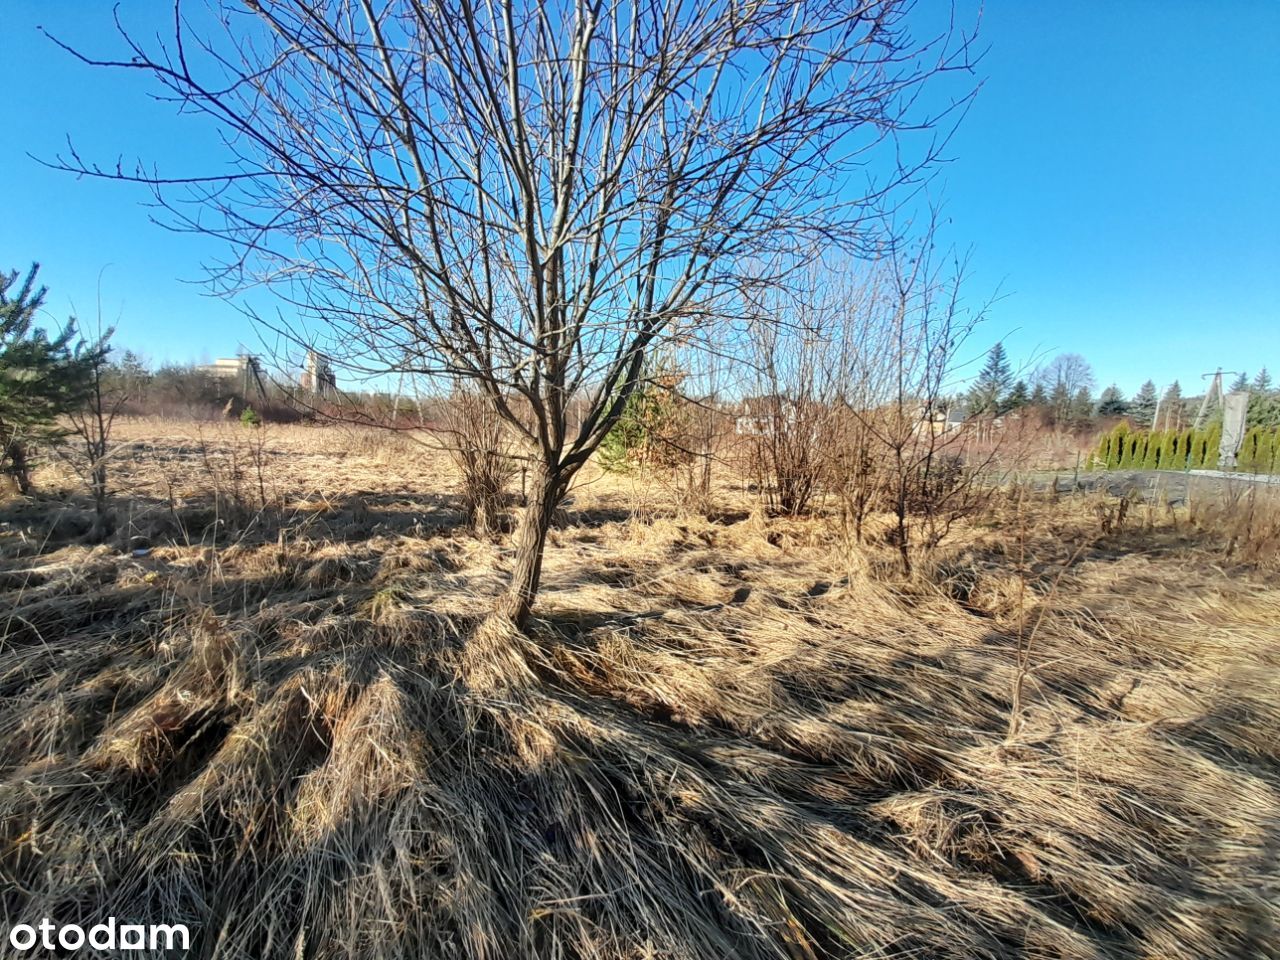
[1142,430,1161,469]
[0,263,104,492]
[1131,380,1158,428]
[1205,424,1222,470]
[1258,429,1276,476]
[1238,428,1259,472]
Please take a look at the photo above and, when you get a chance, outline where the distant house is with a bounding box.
[733,395,802,437]
[916,403,972,437]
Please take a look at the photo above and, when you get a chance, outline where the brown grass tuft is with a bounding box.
[2,424,1277,958]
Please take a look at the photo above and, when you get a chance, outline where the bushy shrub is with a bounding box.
[1238,429,1259,472]
[1126,433,1143,468]
[240,406,262,428]
[1205,424,1222,470]
[1091,432,1110,471]
[1258,430,1277,475]
[599,368,690,472]
[1142,430,1163,469]
[1189,431,1207,469]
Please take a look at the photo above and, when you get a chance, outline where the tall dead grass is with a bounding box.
[1,434,1278,959]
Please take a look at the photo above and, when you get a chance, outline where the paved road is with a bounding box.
[1051,468,1278,502]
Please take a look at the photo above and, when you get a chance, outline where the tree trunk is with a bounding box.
[6,440,32,495]
[492,464,565,631]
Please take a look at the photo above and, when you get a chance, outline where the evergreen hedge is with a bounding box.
[1091,424,1280,475]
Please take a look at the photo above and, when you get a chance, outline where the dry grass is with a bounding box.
[1,420,1278,958]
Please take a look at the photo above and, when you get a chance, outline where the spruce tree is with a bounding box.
[1245,362,1280,429]
[968,342,1013,416]
[1247,391,1280,429]
[1160,381,1183,430]
[1229,371,1249,393]
[1029,382,1048,408]
[1004,379,1029,412]
[1131,380,1157,427]
[0,264,101,492]
[1097,384,1127,417]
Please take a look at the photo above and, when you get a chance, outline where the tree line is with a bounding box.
[964,341,1280,432]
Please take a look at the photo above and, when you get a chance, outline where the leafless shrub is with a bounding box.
[835,231,995,574]
[1192,480,1280,565]
[740,277,853,517]
[441,389,518,537]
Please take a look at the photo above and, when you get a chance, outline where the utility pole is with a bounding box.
[1193,369,1240,431]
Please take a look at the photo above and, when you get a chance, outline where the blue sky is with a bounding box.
[2,1,1277,396]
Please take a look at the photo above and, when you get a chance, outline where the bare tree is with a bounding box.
[838,229,991,574]
[64,332,124,535]
[1034,353,1095,425]
[52,1,975,634]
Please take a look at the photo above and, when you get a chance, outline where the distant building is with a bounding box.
[198,354,267,399]
[733,395,799,436]
[300,349,337,399]
[199,356,251,380]
[916,403,972,437]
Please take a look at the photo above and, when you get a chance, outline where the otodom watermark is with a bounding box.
[8,917,189,952]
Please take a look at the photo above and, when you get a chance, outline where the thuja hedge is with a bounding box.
[1092,423,1280,473]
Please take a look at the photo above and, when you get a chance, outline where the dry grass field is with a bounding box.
[2,419,1279,959]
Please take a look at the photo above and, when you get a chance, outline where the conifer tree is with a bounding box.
[1237,428,1259,472]
[1105,422,1126,467]
[968,342,1013,416]
[1205,424,1222,469]
[1029,382,1049,408]
[1094,432,1112,470]
[1142,429,1161,469]
[1160,381,1183,430]
[1229,371,1249,393]
[1131,380,1157,427]
[1189,430,1208,469]
[1246,372,1280,428]
[1258,429,1276,476]
[1097,384,1127,417]
[1004,379,1029,412]
[0,264,101,492]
